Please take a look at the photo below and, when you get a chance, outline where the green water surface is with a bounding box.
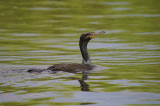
[0,0,160,106]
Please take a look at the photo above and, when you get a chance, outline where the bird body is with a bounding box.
[47,63,93,72]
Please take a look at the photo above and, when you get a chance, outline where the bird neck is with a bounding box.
[79,38,91,65]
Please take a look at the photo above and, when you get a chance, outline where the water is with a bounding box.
[0,0,160,106]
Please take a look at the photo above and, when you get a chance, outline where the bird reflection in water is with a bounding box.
[79,70,91,91]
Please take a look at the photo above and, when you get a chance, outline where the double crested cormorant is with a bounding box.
[27,31,105,73]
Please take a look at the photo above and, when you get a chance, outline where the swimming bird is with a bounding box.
[27,31,105,73]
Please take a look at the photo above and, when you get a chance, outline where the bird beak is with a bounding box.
[93,31,105,36]
[91,31,105,38]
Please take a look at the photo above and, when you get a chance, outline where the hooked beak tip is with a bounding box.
[93,31,105,36]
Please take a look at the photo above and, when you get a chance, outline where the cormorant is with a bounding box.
[27,31,105,73]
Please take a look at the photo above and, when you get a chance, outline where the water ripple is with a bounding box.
[100,2,131,5]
